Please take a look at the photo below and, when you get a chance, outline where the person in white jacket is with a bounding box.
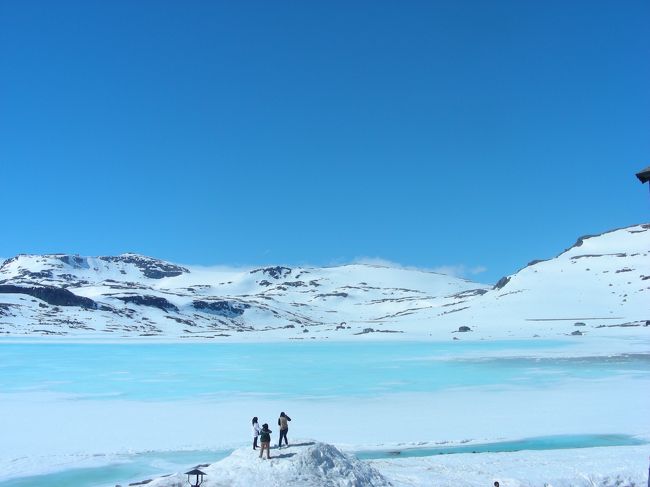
[252,417,260,450]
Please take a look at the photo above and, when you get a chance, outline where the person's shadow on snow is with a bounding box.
[284,442,315,448]
[274,453,296,459]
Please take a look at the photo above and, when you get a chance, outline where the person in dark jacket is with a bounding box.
[277,412,291,447]
[259,423,272,459]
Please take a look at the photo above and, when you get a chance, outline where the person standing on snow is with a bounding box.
[252,417,260,450]
[259,423,272,459]
[277,411,291,448]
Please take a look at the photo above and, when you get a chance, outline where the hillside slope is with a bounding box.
[427,223,650,338]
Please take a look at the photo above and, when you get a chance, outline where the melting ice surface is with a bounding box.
[2,340,648,400]
[354,433,647,459]
[0,450,230,487]
[1,339,648,487]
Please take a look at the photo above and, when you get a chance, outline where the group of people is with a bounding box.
[251,412,292,459]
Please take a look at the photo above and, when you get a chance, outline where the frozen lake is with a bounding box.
[2,339,648,400]
[1,339,649,487]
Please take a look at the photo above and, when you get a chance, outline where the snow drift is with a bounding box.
[143,441,390,487]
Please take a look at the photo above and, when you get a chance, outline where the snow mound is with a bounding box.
[146,440,390,487]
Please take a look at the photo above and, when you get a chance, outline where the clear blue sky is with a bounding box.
[1,1,648,283]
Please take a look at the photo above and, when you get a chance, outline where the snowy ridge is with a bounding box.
[427,223,650,339]
[0,224,648,339]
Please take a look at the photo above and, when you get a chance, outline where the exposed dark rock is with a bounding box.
[250,266,291,279]
[258,280,273,287]
[315,292,349,299]
[33,329,66,336]
[494,276,510,290]
[282,281,306,287]
[165,316,197,326]
[56,255,89,269]
[571,234,599,249]
[574,322,586,327]
[0,303,16,316]
[99,254,189,279]
[0,285,97,309]
[449,289,488,299]
[59,273,81,282]
[571,330,583,336]
[438,306,470,316]
[571,253,627,260]
[354,327,403,335]
[616,268,633,273]
[457,326,472,332]
[19,269,54,280]
[115,295,178,313]
[354,327,375,335]
[527,259,547,267]
[0,258,13,269]
[193,300,249,317]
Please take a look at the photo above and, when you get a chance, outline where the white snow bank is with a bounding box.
[370,444,650,487]
[145,440,390,487]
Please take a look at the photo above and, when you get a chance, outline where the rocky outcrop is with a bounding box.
[56,255,90,269]
[99,254,189,279]
[251,266,292,279]
[114,295,179,312]
[316,292,349,298]
[494,276,510,290]
[193,300,249,317]
[0,285,97,309]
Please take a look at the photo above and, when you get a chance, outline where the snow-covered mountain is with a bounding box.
[0,224,648,339]
[407,223,650,339]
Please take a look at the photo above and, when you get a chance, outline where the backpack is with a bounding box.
[260,429,271,442]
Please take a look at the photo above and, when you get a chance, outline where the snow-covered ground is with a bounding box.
[371,443,650,487]
[110,440,650,487]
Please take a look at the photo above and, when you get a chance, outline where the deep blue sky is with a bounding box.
[1,1,648,283]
